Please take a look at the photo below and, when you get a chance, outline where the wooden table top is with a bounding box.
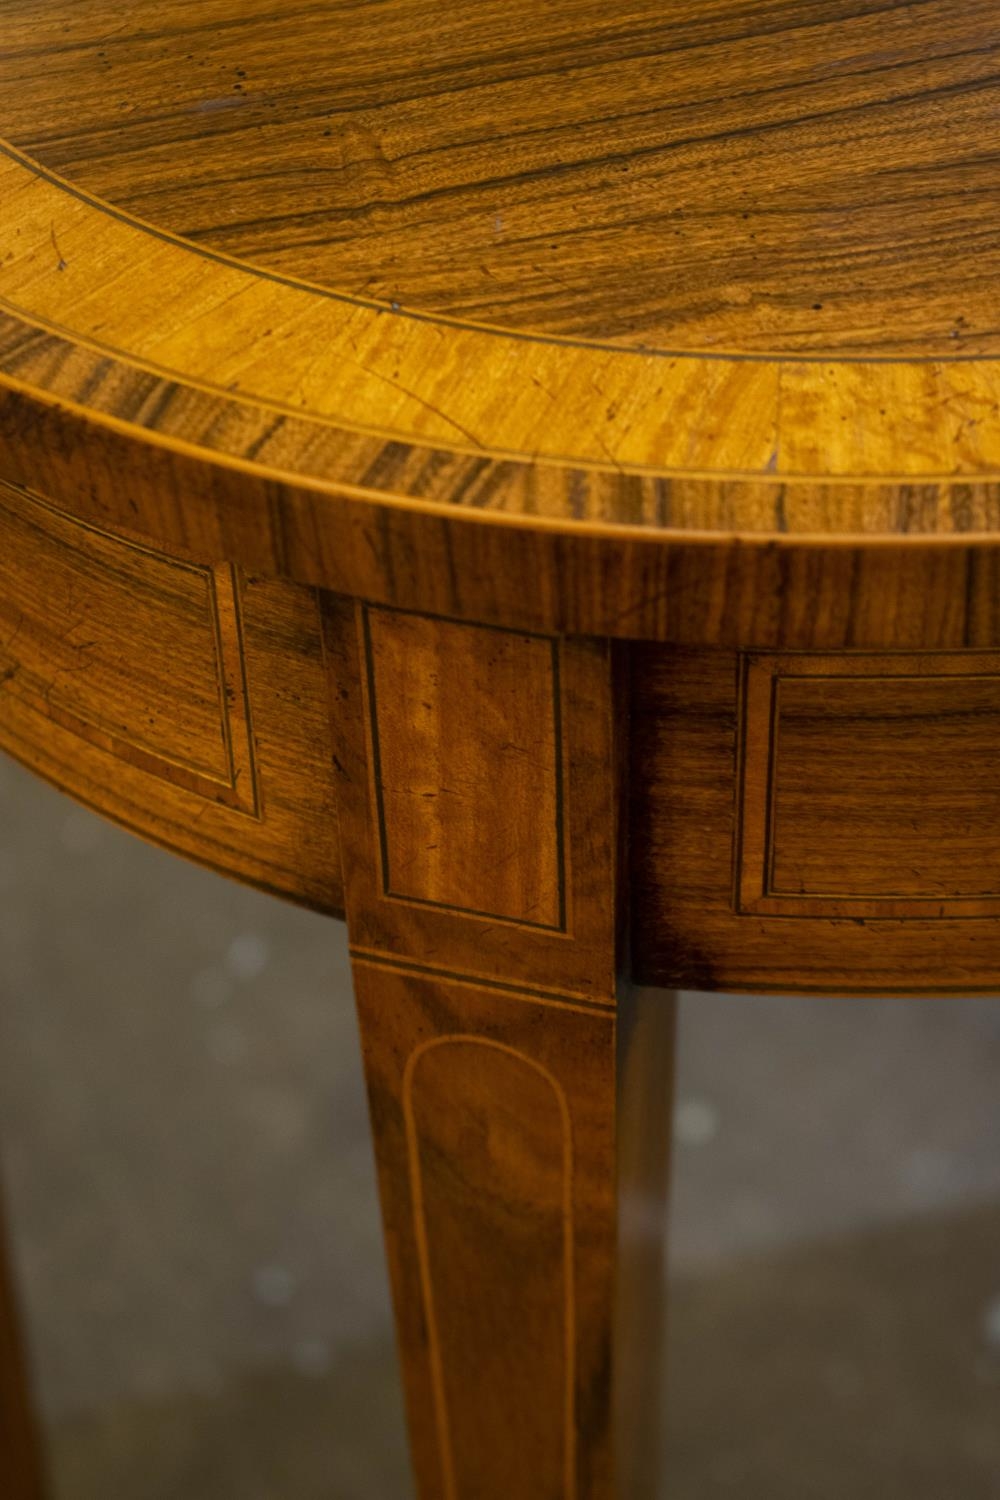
[2,2,1000,642]
[9,0,1000,361]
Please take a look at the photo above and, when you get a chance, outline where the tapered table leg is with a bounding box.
[616,988,677,1500]
[325,598,676,1498]
[0,1196,47,1500]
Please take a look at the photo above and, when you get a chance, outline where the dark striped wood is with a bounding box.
[3,0,999,357]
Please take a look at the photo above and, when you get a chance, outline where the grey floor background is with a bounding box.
[1,751,999,1497]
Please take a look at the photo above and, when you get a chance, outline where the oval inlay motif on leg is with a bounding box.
[403,1036,575,1500]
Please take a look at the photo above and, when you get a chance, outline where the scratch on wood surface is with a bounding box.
[49,222,66,272]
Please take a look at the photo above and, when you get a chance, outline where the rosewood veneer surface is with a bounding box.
[1,4,999,1497]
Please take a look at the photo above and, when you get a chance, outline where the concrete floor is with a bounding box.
[1,751,999,1497]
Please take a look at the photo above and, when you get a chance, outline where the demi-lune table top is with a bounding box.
[2,1,1000,649]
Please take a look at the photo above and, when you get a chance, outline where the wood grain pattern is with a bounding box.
[351,959,618,1500]
[0,1195,47,1500]
[0,479,258,810]
[406,1034,575,1498]
[11,368,1000,651]
[325,597,616,1001]
[362,606,564,928]
[3,0,998,360]
[6,8,1000,1494]
[0,479,344,913]
[1,8,1000,597]
[0,136,998,487]
[739,652,1000,916]
[631,644,1000,993]
[5,137,1000,648]
[324,597,675,1499]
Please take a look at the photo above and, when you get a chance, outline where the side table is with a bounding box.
[2,4,1000,1494]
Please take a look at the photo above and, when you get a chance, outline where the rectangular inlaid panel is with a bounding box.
[0,481,255,810]
[325,599,618,1001]
[362,604,565,929]
[739,653,1000,918]
[630,646,1000,993]
[0,479,343,913]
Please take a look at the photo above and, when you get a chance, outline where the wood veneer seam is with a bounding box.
[349,949,617,1014]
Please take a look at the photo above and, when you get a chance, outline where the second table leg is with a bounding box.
[0,1191,47,1500]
